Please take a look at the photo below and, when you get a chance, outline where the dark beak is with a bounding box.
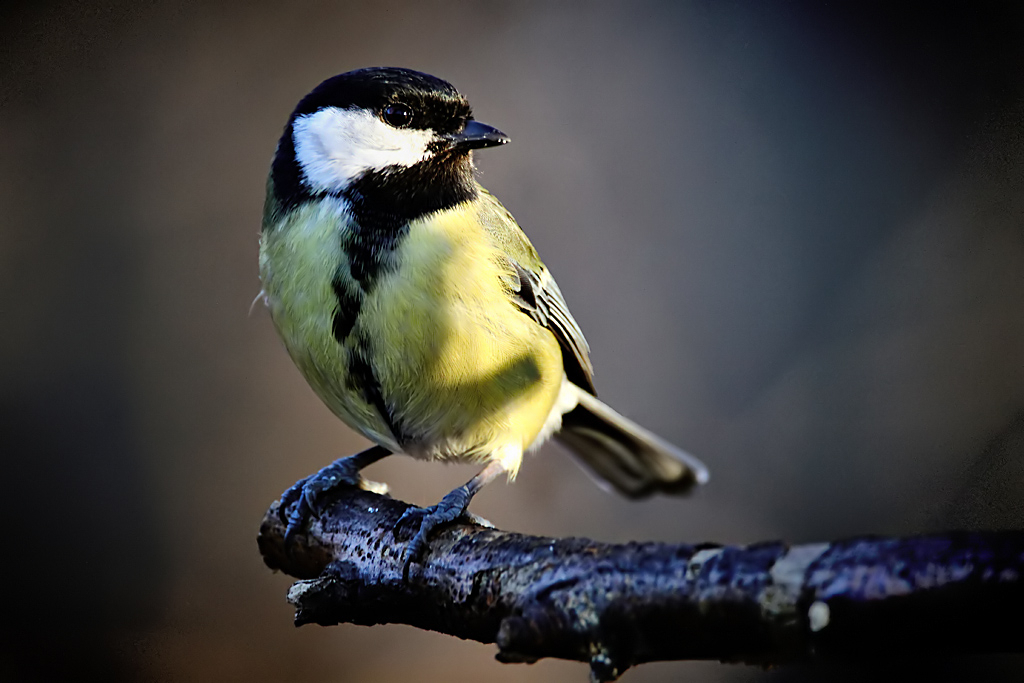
[447,120,510,151]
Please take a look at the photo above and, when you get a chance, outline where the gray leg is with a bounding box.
[279,445,391,550]
[395,459,507,577]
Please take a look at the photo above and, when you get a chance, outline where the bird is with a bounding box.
[259,67,708,570]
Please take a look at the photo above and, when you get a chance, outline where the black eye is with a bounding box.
[381,102,413,128]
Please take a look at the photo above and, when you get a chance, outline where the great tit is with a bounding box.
[260,67,708,568]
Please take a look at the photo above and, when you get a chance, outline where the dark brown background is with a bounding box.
[3,2,1024,681]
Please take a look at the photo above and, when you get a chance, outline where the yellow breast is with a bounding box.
[260,197,565,473]
[361,203,564,468]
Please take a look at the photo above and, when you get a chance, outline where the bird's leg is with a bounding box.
[395,459,507,577]
[279,444,391,550]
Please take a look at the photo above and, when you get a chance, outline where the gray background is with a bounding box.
[3,1,1023,681]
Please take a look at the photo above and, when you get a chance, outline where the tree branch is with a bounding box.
[258,488,1024,681]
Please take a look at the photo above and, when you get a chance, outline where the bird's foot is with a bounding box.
[394,485,474,578]
[278,453,386,552]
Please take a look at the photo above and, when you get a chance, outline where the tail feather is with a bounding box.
[554,390,708,498]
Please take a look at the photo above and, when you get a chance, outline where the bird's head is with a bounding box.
[270,67,509,216]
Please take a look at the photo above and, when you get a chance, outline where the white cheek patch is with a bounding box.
[292,107,435,194]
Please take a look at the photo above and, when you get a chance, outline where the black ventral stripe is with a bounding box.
[345,335,408,446]
[330,276,361,343]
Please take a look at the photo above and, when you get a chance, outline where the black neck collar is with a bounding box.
[270,129,477,233]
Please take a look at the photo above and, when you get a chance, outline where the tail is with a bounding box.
[554,388,709,498]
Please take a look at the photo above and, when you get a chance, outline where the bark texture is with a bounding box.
[258,488,1024,681]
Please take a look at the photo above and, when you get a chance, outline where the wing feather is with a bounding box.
[509,260,596,395]
[476,187,596,394]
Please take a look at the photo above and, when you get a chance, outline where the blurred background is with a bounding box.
[2,1,1024,681]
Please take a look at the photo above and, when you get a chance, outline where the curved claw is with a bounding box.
[393,506,426,539]
[402,530,432,579]
[283,493,312,552]
[278,475,312,524]
[395,486,474,578]
[276,448,391,555]
[277,464,362,537]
